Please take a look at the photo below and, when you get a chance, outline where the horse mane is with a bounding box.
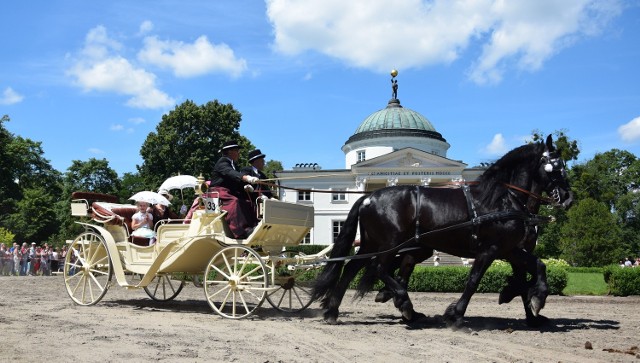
[476,141,544,209]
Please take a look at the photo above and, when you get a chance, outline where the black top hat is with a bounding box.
[220,140,241,152]
[248,149,266,162]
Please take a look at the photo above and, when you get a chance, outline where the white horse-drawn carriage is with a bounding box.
[64,184,330,319]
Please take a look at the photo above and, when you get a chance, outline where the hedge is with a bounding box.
[603,265,640,296]
[304,263,568,295]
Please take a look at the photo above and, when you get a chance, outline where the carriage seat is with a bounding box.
[91,202,150,246]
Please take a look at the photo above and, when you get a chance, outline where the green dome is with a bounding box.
[346,99,446,144]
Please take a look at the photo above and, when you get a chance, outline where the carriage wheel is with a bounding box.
[265,251,315,312]
[203,245,268,319]
[144,275,185,301]
[63,231,113,306]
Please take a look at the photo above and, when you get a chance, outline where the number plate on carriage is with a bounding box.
[203,192,219,213]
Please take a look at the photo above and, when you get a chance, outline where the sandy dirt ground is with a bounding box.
[1,275,639,363]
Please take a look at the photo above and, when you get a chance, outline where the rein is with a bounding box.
[321,209,553,263]
[256,179,555,205]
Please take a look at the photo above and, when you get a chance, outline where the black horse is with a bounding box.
[312,135,573,327]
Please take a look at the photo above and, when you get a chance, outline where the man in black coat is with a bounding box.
[240,149,274,201]
[209,140,259,239]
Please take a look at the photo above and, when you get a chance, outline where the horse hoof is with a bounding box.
[529,296,545,317]
[375,290,393,303]
[526,314,550,328]
[498,289,517,305]
[323,310,339,325]
[402,311,427,325]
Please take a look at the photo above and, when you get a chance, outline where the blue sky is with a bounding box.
[1,0,639,176]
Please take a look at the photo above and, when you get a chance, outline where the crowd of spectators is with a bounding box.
[0,242,67,276]
[619,257,640,268]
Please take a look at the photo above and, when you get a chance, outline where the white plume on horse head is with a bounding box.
[363,198,371,206]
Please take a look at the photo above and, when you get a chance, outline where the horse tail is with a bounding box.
[311,195,367,303]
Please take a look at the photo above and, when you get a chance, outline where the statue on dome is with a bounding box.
[390,69,399,100]
[391,79,398,99]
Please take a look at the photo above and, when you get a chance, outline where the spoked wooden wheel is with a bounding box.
[63,231,113,306]
[266,251,315,312]
[203,245,268,319]
[144,275,185,301]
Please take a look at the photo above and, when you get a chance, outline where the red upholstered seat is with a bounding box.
[91,202,149,246]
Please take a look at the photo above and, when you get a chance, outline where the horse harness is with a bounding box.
[411,183,550,254]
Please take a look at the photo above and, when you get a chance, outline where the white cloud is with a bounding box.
[138,35,248,78]
[266,0,621,84]
[138,20,154,35]
[0,87,24,105]
[618,116,640,142]
[68,25,175,109]
[483,133,508,155]
[128,117,145,125]
[88,148,105,154]
[110,124,124,131]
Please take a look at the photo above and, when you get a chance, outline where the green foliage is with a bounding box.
[560,198,623,266]
[5,187,59,242]
[0,115,62,241]
[567,266,603,273]
[530,129,580,163]
[138,99,252,187]
[546,267,569,295]
[542,258,570,269]
[0,227,15,245]
[285,245,331,255]
[64,158,121,196]
[406,265,567,295]
[607,267,640,296]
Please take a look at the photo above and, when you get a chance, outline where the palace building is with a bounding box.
[275,72,484,245]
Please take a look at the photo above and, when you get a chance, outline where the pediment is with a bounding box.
[352,148,466,170]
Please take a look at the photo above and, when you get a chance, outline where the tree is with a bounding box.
[118,172,146,202]
[0,115,62,241]
[560,198,623,266]
[570,149,639,208]
[530,129,580,164]
[53,158,121,242]
[138,100,254,188]
[63,158,121,196]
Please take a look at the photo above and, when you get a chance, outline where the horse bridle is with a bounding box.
[540,150,568,206]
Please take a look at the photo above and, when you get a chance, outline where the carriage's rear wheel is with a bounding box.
[203,245,268,319]
[144,275,185,301]
[266,251,315,312]
[63,231,113,306]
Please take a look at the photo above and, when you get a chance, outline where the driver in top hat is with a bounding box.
[240,149,274,200]
[209,140,259,239]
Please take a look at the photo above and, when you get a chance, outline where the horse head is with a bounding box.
[540,135,573,209]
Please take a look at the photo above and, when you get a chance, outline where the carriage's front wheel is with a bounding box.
[266,251,315,312]
[203,245,268,319]
[63,231,113,306]
[144,275,185,301]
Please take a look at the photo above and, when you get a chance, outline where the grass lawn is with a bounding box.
[562,272,608,296]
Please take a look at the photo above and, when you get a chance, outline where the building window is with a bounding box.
[301,232,311,244]
[332,220,345,242]
[298,190,311,202]
[331,189,346,203]
[357,150,366,163]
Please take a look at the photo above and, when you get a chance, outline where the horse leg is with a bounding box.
[375,249,432,305]
[499,250,533,305]
[321,258,368,324]
[374,262,418,322]
[443,245,499,328]
[501,249,550,327]
[523,252,550,326]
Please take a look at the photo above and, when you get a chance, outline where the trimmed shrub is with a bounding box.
[607,267,640,296]
[301,261,568,295]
